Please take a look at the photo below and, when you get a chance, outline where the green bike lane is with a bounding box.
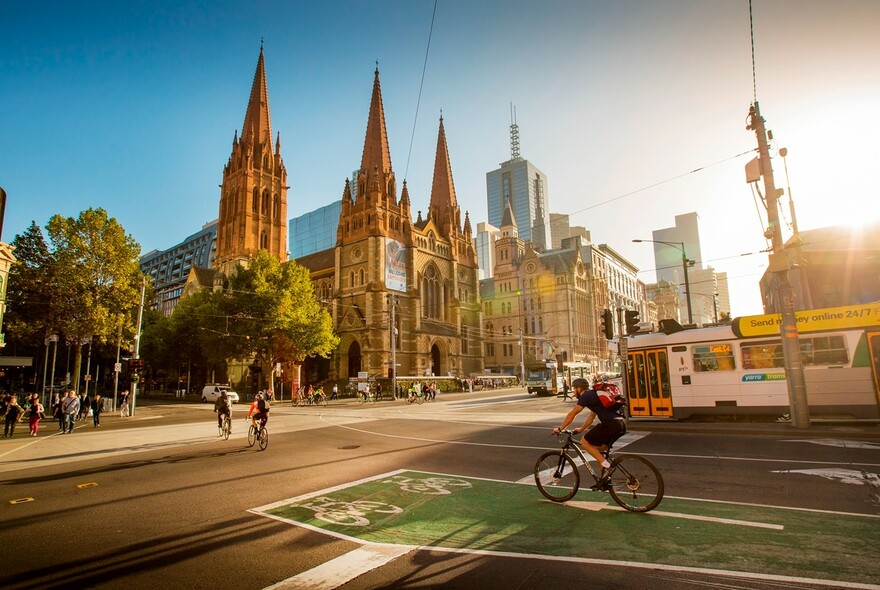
[253,469,880,589]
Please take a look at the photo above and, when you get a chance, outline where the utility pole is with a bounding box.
[747,102,809,428]
[129,276,146,417]
[519,328,525,387]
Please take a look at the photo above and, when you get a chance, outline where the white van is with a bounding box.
[201,384,239,404]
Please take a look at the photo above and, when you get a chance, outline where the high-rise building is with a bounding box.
[290,201,342,259]
[486,120,551,251]
[140,221,216,315]
[473,222,500,281]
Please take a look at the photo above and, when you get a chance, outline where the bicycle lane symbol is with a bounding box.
[287,475,473,528]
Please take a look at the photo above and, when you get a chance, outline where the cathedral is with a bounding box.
[190,47,484,385]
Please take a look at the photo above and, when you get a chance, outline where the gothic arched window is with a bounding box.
[261,189,270,216]
[260,231,268,250]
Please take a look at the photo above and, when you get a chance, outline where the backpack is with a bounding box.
[595,382,627,411]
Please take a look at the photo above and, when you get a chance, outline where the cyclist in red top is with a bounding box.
[247,393,269,433]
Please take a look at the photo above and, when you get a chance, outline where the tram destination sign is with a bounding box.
[732,301,880,338]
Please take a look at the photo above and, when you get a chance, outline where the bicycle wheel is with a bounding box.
[319,395,328,407]
[607,454,664,512]
[247,425,256,447]
[222,417,231,440]
[258,428,269,450]
[534,451,580,502]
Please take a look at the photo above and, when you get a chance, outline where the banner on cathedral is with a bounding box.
[385,238,407,292]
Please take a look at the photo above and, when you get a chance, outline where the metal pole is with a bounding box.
[713,293,719,323]
[519,328,525,387]
[391,295,397,399]
[681,244,693,324]
[113,319,121,412]
[748,101,809,428]
[49,338,58,406]
[130,277,146,417]
[41,337,50,406]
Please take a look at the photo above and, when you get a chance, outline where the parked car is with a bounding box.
[201,385,239,404]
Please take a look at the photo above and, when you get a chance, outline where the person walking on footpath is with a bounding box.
[62,390,80,434]
[3,395,23,437]
[28,394,44,436]
[91,395,103,427]
[53,393,65,431]
[119,390,129,417]
[77,392,90,422]
[330,383,338,400]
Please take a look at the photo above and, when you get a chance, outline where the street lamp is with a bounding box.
[633,239,693,324]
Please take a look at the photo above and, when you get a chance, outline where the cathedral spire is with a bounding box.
[241,45,273,153]
[428,114,461,240]
[360,67,393,181]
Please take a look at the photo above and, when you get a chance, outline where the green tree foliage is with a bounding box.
[223,250,338,389]
[6,222,54,347]
[44,209,142,389]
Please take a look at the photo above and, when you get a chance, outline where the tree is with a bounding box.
[6,222,54,348]
[223,250,338,391]
[45,208,142,391]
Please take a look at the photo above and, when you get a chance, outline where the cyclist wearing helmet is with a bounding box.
[552,377,626,473]
[214,390,232,433]
[248,393,269,432]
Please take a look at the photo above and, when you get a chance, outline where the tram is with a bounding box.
[624,302,880,419]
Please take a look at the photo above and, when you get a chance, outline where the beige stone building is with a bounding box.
[480,200,630,377]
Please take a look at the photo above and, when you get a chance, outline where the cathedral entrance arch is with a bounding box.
[348,341,362,378]
[431,343,441,377]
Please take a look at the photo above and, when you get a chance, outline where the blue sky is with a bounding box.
[2,0,879,316]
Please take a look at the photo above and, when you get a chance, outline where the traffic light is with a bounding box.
[625,309,641,335]
[600,308,614,339]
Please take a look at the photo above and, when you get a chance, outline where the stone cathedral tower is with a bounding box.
[319,68,482,382]
[215,46,288,277]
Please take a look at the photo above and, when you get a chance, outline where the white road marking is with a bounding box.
[782,439,880,450]
[772,468,880,486]
[560,499,784,530]
[264,543,411,590]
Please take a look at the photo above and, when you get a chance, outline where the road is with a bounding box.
[1,389,879,589]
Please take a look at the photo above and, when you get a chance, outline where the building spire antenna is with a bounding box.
[509,102,520,160]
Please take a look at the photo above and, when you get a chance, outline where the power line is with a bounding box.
[404,0,438,181]
[567,149,756,218]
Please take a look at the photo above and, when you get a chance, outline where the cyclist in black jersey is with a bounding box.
[552,377,626,473]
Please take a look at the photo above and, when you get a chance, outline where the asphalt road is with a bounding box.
[1,390,879,590]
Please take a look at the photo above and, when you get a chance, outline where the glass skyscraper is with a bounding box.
[486,158,551,251]
[290,201,342,259]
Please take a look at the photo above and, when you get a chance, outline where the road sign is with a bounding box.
[114,363,122,373]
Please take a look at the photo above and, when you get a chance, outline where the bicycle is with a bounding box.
[313,390,328,407]
[405,390,424,405]
[534,429,664,512]
[218,413,232,440]
[357,391,375,404]
[247,420,269,450]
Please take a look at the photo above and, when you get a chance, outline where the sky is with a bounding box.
[2,0,879,318]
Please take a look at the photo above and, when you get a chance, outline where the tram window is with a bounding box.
[801,336,848,366]
[741,341,784,369]
[692,343,736,372]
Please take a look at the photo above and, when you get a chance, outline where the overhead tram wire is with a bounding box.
[566,148,756,218]
[403,0,438,182]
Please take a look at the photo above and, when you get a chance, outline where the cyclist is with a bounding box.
[551,377,626,475]
[248,393,269,433]
[214,390,232,434]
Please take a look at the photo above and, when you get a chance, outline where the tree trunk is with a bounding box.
[72,342,83,394]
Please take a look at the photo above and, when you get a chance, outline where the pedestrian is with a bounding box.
[3,395,23,437]
[91,395,103,427]
[330,383,338,400]
[562,380,571,400]
[78,392,90,422]
[53,393,65,431]
[119,390,129,417]
[28,395,44,436]
[374,381,382,401]
[61,390,80,434]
